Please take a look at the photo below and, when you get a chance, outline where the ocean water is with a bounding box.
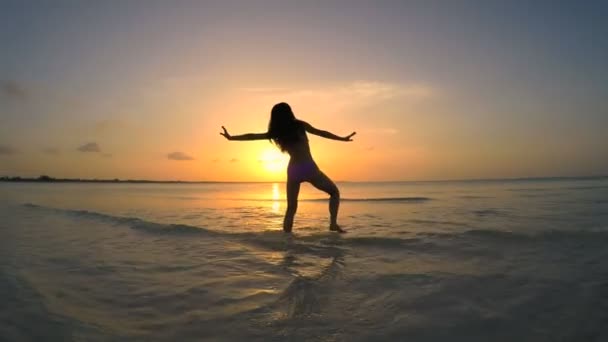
[1,178,608,341]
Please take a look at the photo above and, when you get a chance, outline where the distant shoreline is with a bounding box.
[0,176,227,184]
[1,175,606,184]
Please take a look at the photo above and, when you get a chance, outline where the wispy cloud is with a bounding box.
[342,81,433,99]
[240,80,434,106]
[365,128,399,135]
[240,87,288,93]
[0,80,27,101]
[77,142,101,153]
[229,158,239,163]
[42,147,60,155]
[168,151,194,161]
[0,144,17,155]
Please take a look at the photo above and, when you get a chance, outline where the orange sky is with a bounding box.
[1,2,607,181]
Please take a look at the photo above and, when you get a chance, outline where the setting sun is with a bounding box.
[259,147,289,174]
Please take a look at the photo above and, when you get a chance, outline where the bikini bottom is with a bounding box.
[287,161,319,182]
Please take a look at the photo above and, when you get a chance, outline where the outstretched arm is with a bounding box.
[220,126,268,141]
[302,121,356,141]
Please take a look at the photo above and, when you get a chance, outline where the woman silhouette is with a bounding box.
[221,102,355,233]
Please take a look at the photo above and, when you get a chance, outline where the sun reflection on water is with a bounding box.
[271,183,281,213]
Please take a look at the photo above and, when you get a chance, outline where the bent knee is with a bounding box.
[329,187,340,198]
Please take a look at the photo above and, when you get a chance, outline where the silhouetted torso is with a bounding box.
[283,123,318,181]
[284,131,312,162]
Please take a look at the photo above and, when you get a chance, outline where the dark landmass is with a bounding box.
[0,175,197,184]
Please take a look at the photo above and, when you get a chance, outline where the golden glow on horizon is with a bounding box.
[259,147,289,174]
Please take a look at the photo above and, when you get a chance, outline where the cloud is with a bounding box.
[347,81,433,99]
[240,87,288,93]
[77,142,101,152]
[168,151,194,161]
[211,158,220,163]
[238,80,435,119]
[240,80,434,109]
[0,144,17,155]
[229,158,239,163]
[1,80,27,101]
[365,128,399,135]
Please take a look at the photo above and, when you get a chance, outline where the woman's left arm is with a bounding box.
[302,122,356,141]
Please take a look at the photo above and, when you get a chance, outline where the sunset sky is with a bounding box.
[1,1,607,181]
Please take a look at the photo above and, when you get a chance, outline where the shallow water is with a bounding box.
[1,178,608,341]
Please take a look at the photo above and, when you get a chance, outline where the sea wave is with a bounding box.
[245,197,433,203]
[309,197,432,203]
[445,228,608,243]
[344,228,608,249]
[23,203,213,236]
[22,203,608,247]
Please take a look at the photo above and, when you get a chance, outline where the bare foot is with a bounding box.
[330,224,347,233]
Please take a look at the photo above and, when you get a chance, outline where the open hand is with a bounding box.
[220,126,232,140]
[343,132,356,141]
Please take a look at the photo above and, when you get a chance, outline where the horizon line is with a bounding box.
[1,174,607,184]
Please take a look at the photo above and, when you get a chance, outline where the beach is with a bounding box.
[1,178,608,341]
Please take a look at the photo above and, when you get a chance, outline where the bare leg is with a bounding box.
[308,170,345,233]
[283,179,300,233]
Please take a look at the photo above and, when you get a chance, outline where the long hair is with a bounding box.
[267,102,304,151]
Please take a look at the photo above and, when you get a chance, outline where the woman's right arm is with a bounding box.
[302,122,356,141]
[220,126,268,141]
